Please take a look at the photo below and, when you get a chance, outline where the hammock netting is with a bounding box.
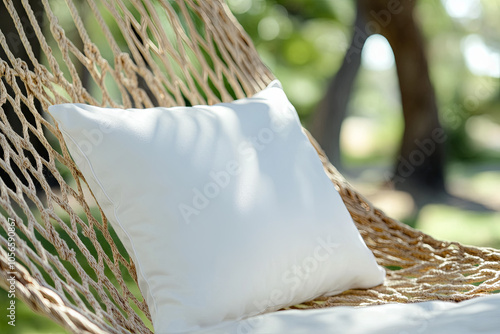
[0,0,499,333]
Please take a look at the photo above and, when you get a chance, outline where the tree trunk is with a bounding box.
[314,0,446,194]
[310,2,371,168]
[358,0,446,193]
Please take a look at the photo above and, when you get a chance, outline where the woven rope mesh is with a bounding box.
[0,0,499,333]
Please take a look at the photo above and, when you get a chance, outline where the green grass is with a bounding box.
[0,291,69,334]
[417,205,500,248]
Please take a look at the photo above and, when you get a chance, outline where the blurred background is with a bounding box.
[1,0,499,333]
[229,0,500,247]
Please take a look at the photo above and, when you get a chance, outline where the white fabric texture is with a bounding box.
[198,294,500,334]
[48,80,385,333]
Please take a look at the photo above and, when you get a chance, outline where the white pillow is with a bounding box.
[48,80,385,333]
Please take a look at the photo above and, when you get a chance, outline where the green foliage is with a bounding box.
[230,0,500,164]
[229,0,352,117]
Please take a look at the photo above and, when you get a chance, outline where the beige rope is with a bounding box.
[0,1,498,333]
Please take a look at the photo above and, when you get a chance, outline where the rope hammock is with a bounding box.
[0,0,499,333]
